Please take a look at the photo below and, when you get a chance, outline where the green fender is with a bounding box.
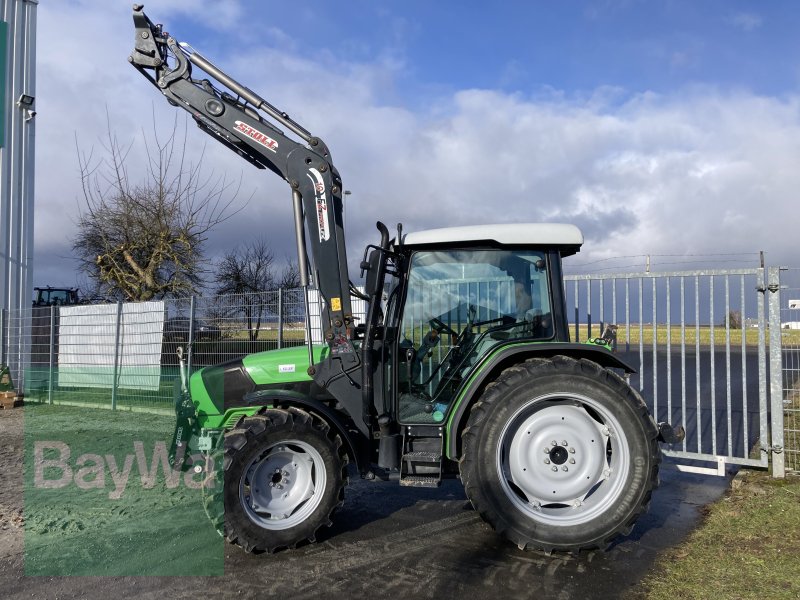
[444,343,635,460]
[233,389,369,472]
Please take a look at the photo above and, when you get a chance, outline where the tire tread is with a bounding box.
[202,406,348,553]
[460,355,660,553]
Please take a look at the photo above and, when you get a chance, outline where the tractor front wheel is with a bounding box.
[460,356,660,552]
[204,407,347,553]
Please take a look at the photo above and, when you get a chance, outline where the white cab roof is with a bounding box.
[401,223,584,249]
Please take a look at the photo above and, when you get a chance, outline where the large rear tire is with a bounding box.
[203,407,347,553]
[460,355,660,552]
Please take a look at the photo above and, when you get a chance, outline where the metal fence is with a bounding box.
[777,268,800,473]
[564,268,770,476]
[1,289,318,412]
[2,268,794,477]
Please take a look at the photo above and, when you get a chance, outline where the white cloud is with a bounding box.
[728,12,764,32]
[31,2,800,291]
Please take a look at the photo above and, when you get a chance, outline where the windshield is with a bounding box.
[402,249,551,334]
[35,289,75,306]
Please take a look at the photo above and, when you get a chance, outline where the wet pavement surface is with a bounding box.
[0,407,732,600]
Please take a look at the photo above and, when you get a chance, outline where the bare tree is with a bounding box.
[276,260,303,324]
[74,274,110,304]
[214,238,277,340]
[73,113,241,301]
[277,260,301,289]
[212,246,303,339]
[215,239,276,295]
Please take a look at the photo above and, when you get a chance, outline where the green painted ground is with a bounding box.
[23,404,223,576]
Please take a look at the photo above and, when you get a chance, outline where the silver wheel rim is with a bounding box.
[239,440,327,530]
[497,393,630,526]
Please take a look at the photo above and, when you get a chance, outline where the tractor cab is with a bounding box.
[388,224,582,425]
[33,286,81,307]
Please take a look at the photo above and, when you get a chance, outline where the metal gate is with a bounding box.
[777,267,800,474]
[564,268,770,476]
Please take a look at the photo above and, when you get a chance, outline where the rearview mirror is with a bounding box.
[363,249,382,296]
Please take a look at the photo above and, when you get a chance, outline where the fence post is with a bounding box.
[111,301,123,410]
[277,287,284,350]
[48,305,56,405]
[768,267,785,478]
[187,296,196,376]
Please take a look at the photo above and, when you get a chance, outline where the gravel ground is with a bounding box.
[0,406,731,599]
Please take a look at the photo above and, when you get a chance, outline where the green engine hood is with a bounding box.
[242,345,329,385]
[188,345,329,418]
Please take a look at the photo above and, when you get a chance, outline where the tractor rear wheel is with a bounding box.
[204,407,347,553]
[460,355,660,552]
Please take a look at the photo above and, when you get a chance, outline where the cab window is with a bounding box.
[397,249,552,424]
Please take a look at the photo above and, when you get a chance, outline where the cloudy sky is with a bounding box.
[33,0,800,291]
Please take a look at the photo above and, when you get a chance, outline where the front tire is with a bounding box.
[460,356,660,552]
[204,407,347,553]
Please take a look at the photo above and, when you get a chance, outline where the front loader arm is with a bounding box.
[129,4,355,364]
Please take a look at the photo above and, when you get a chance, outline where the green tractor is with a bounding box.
[130,5,681,554]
